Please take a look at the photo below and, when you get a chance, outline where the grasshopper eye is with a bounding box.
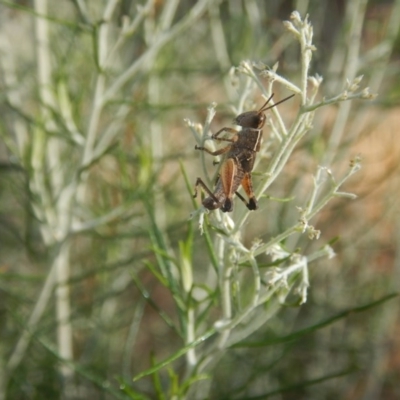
[257,113,266,129]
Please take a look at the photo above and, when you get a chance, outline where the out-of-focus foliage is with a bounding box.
[0,1,399,399]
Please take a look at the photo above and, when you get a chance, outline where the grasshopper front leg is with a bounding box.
[212,127,238,143]
[194,143,232,156]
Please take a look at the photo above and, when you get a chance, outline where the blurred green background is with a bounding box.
[0,0,399,399]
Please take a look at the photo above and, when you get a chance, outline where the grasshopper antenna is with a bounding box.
[258,93,275,112]
[260,93,295,112]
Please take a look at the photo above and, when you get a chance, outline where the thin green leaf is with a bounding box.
[261,194,296,202]
[150,353,165,400]
[233,293,399,348]
[0,0,90,30]
[240,255,292,269]
[150,246,178,266]
[131,273,182,338]
[180,373,211,393]
[37,337,129,400]
[115,377,152,400]
[233,367,357,399]
[179,159,198,209]
[200,217,219,274]
[133,329,216,382]
[167,367,180,397]
[143,260,169,288]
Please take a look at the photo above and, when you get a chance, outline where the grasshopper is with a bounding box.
[193,93,294,212]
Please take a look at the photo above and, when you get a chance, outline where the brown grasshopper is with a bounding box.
[193,93,294,212]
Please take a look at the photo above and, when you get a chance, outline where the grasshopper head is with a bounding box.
[233,110,266,129]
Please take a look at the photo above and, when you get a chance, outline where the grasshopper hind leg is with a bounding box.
[193,177,223,210]
[247,197,258,210]
[236,172,259,211]
[221,198,233,213]
[234,191,258,210]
